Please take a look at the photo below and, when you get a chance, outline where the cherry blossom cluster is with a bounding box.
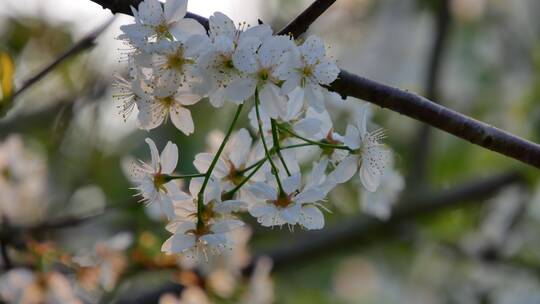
[117,0,398,260]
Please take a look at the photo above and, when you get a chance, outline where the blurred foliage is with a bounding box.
[1,0,540,303]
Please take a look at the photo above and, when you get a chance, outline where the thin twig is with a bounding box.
[10,18,115,101]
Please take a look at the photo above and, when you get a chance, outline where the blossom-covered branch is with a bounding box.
[90,0,540,169]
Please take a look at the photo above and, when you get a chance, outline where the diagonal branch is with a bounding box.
[10,18,115,102]
[277,0,336,38]
[246,170,524,272]
[87,0,540,169]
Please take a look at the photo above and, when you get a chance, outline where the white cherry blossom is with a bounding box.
[228,35,294,117]
[331,106,392,192]
[119,0,205,48]
[247,173,327,229]
[137,85,201,135]
[281,35,340,112]
[130,138,189,220]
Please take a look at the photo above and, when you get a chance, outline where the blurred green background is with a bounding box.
[1,0,540,303]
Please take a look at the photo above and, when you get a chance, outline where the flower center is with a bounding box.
[273,193,292,208]
[166,50,187,70]
[155,23,170,38]
[158,96,175,107]
[301,65,314,77]
[258,68,270,81]
[153,173,168,192]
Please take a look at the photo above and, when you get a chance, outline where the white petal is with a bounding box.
[299,205,325,230]
[343,124,361,150]
[228,129,252,169]
[279,203,301,224]
[164,0,187,22]
[293,118,322,139]
[176,93,202,106]
[170,104,194,135]
[158,193,176,220]
[145,138,160,172]
[209,88,226,108]
[164,181,191,201]
[189,177,203,198]
[295,188,325,204]
[259,83,285,119]
[281,74,302,95]
[360,147,391,192]
[248,182,277,201]
[240,24,273,41]
[193,153,228,178]
[313,59,340,85]
[233,43,259,74]
[299,35,325,65]
[258,35,293,68]
[161,234,196,253]
[304,83,325,112]
[138,0,164,26]
[211,219,244,233]
[249,203,277,217]
[170,18,207,41]
[282,173,301,195]
[330,155,359,184]
[160,141,178,174]
[214,200,248,213]
[209,11,236,40]
[225,78,257,102]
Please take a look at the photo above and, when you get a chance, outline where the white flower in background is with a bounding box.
[331,106,391,192]
[241,257,274,304]
[162,219,245,259]
[0,269,82,304]
[194,129,265,195]
[130,138,189,220]
[119,0,206,48]
[0,135,47,226]
[228,35,294,117]
[248,173,327,229]
[198,12,272,107]
[361,167,404,220]
[281,35,340,112]
[137,86,201,135]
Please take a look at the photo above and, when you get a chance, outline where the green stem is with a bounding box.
[166,173,206,181]
[281,143,316,150]
[255,91,285,195]
[271,119,291,176]
[197,103,244,226]
[224,158,267,198]
[278,125,353,151]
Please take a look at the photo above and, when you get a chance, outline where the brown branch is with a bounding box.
[329,71,540,168]
[277,0,336,38]
[86,0,540,168]
[409,0,452,185]
[10,18,115,102]
[246,170,524,272]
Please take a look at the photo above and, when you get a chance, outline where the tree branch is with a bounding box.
[329,71,540,168]
[277,0,336,38]
[409,0,452,185]
[246,170,524,272]
[86,0,540,168]
[10,18,115,102]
